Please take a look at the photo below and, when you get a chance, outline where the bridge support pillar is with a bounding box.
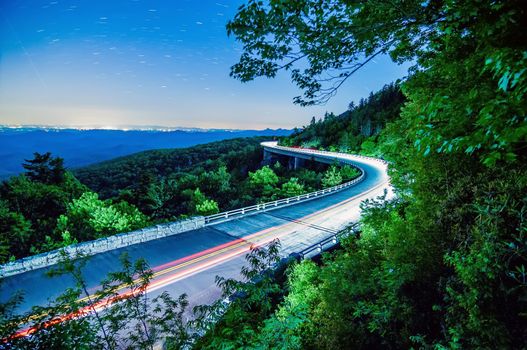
[288,157,294,170]
[263,149,272,161]
[264,149,304,169]
[288,156,305,170]
[262,149,277,166]
[294,157,305,169]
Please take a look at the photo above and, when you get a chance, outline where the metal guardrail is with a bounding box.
[264,142,389,165]
[203,174,364,225]
[191,223,362,344]
[296,223,360,260]
[204,142,387,226]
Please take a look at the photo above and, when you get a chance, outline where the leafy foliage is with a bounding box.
[0,252,191,350]
[254,260,321,349]
[280,178,306,198]
[321,166,342,188]
[1,136,347,262]
[22,152,66,185]
[4,0,527,348]
[57,192,149,241]
[249,165,280,201]
[73,136,337,220]
[190,189,220,216]
[0,158,87,262]
[73,137,268,199]
[193,240,285,349]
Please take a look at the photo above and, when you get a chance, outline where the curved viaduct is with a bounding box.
[0,142,392,315]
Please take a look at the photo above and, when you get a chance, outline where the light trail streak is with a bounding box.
[6,176,389,341]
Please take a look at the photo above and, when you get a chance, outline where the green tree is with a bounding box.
[0,171,87,258]
[39,230,78,253]
[294,169,322,192]
[280,178,306,198]
[193,240,282,349]
[249,165,279,200]
[58,192,148,241]
[228,0,526,165]
[133,170,157,214]
[186,188,220,216]
[249,165,279,188]
[22,152,66,185]
[321,166,342,188]
[255,260,321,349]
[145,178,179,220]
[339,165,360,182]
[280,83,404,152]
[199,165,231,195]
[360,138,377,156]
[1,252,191,349]
[0,200,32,263]
[223,1,527,348]
[196,199,220,216]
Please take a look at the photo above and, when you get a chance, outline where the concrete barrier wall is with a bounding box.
[0,217,205,278]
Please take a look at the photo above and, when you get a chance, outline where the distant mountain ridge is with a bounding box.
[0,127,292,179]
[1,125,290,133]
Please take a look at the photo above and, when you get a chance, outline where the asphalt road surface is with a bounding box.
[0,144,391,317]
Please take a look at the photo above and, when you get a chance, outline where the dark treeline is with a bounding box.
[74,136,358,221]
[74,137,269,199]
[281,82,405,153]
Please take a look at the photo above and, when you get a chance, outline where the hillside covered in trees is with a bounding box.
[281,83,405,153]
[74,137,270,198]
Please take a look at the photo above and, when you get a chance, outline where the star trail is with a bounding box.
[0,0,408,129]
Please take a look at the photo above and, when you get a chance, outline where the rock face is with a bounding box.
[0,217,205,278]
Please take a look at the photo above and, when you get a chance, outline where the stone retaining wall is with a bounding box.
[0,217,205,278]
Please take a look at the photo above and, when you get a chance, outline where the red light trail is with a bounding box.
[5,177,388,341]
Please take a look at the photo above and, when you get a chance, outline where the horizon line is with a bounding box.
[0,124,293,132]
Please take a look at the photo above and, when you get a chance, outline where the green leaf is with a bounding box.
[498,71,511,91]
[423,145,431,156]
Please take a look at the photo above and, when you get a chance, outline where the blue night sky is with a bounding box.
[0,0,409,130]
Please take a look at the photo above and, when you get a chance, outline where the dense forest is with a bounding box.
[2,0,527,349]
[281,82,405,153]
[74,137,270,198]
[0,137,358,263]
